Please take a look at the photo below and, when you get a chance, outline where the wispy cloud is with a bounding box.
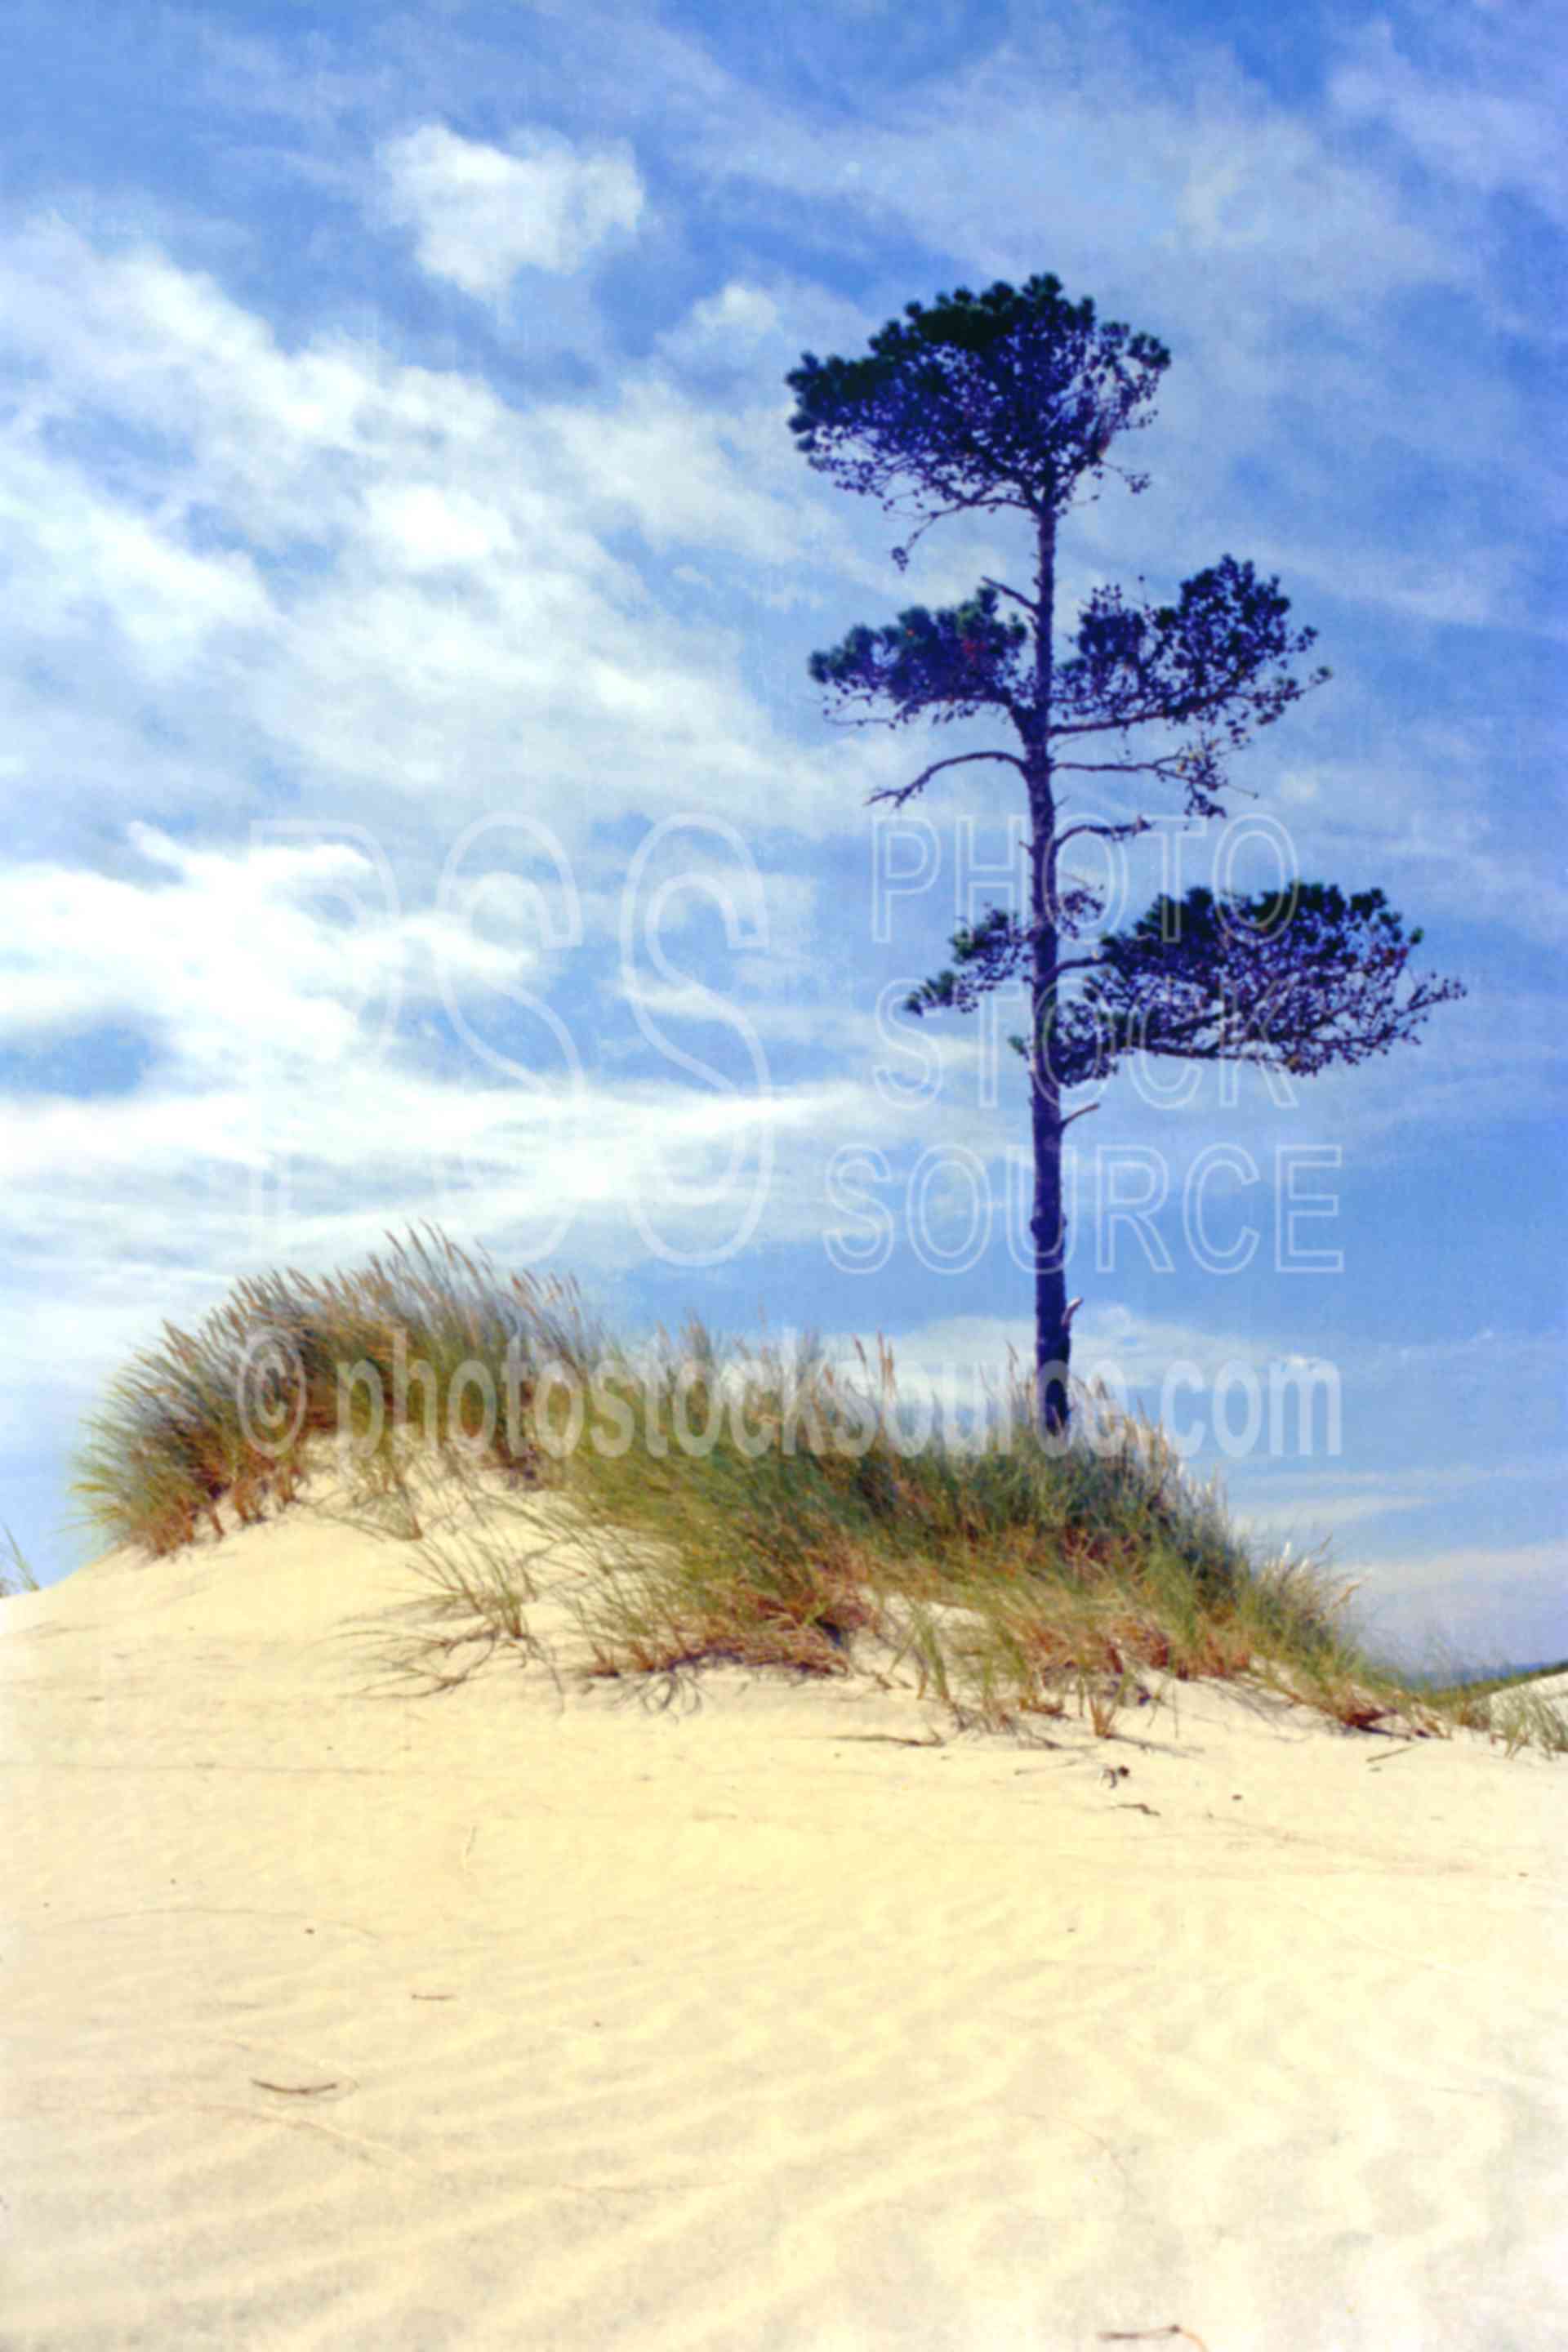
[1329,12,1568,231]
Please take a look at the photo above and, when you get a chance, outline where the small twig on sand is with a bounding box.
[1098,2329,1209,2350]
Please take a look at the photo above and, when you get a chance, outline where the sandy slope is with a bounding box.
[2,1463,1565,2352]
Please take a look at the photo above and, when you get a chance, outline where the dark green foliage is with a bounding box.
[1062,883,1465,1080]
[788,274,1170,560]
[907,884,1467,1085]
[1056,558,1331,814]
[808,584,1029,724]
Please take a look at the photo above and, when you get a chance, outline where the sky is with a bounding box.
[2,0,1563,1669]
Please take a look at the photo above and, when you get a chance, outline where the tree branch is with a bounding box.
[889,493,1035,571]
[978,574,1043,619]
[1051,756,1202,777]
[867,746,1030,809]
[1049,705,1236,740]
[1053,817,1153,852]
[1049,649,1325,743]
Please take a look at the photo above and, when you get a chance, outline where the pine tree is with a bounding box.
[788,274,1464,1437]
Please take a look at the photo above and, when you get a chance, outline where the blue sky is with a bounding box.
[2,0,1563,1668]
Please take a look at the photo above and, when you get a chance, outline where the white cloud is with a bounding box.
[373,122,644,297]
[358,479,519,571]
[0,813,880,1301]
[653,279,783,376]
[0,824,525,1079]
[0,434,269,680]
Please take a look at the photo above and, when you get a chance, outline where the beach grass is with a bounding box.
[65,1223,1564,1754]
[1415,1659,1568,1759]
[1,1522,40,1598]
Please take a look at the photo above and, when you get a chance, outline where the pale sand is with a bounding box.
[2,1464,1565,2351]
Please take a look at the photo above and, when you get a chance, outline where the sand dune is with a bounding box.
[3,1466,1565,2351]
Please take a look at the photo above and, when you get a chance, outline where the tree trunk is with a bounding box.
[1028,500,1071,1439]
[1031,1067,1071,1437]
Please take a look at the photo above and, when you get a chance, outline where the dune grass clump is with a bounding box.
[66,1226,1563,1754]
[519,1324,1385,1738]
[1417,1660,1568,1759]
[69,1225,604,1557]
